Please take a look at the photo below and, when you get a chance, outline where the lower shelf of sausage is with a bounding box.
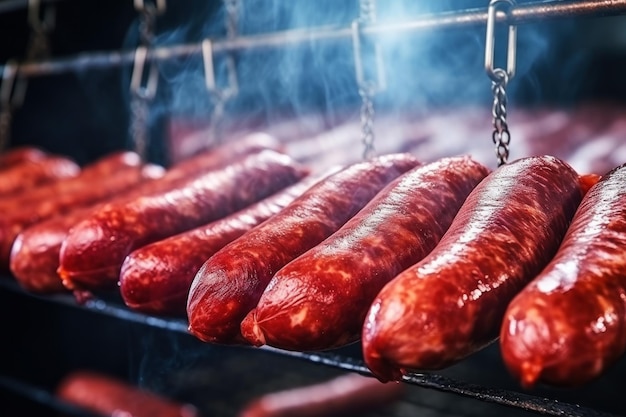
[0,276,623,417]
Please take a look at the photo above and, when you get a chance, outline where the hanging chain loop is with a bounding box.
[203,0,240,144]
[0,62,28,154]
[352,0,385,160]
[129,0,165,163]
[27,0,55,61]
[485,0,517,167]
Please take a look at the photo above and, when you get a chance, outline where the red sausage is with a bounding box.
[361,155,583,382]
[56,371,198,417]
[0,160,164,269]
[500,162,626,388]
[238,373,405,417]
[58,150,308,291]
[120,168,339,316]
[8,163,165,293]
[186,153,420,344]
[0,146,47,168]
[241,156,490,351]
[0,155,80,196]
[8,139,279,293]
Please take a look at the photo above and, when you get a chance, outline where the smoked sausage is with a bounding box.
[119,169,339,316]
[361,155,583,382]
[0,161,164,269]
[0,155,79,196]
[238,373,404,417]
[9,138,280,292]
[9,162,164,294]
[186,153,420,344]
[56,370,198,417]
[58,150,308,291]
[241,156,490,351]
[500,162,626,388]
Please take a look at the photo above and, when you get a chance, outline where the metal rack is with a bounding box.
[1,0,626,77]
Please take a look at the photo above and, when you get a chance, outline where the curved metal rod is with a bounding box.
[1,0,626,78]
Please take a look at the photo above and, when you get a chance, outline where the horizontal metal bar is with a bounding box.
[1,0,626,78]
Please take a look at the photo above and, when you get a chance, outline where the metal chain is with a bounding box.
[0,110,12,153]
[26,0,54,61]
[130,97,149,163]
[130,0,163,163]
[224,0,240,38]
[491,69,510,166]
[206,0,240,144]
[355,0,377,160]
[359,82,376,160]
[359,0,376,24]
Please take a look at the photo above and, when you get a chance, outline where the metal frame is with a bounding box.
[1,0,626,78]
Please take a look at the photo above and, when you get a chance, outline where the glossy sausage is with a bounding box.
[0,160,164,269]
[500,162,626,388]
[120,169,339,316]
[241,156,490,351]
[56,370,198,417]
[0,155,80,196]
[8,162,165,293]
[8,139,278,292]
[187,153,420,344]
[58,150,308,291]
[238,373,405,417]
[361,155,583,382]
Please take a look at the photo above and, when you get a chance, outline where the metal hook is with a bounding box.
[134,0,167,15]
[351,20,386,95]
[130,46,159,100]
[201,38,238,102]
[0,61,27,110]
[485,0,517,82]
[28,0,55,33]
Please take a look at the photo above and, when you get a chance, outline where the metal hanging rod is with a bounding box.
[2,0,626,78]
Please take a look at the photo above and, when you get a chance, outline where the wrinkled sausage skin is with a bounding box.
[501,162,626,388]
[241,156,490,351]
[362,155,583,382]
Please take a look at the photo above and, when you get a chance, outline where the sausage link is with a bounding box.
[8,141,277,292]
[0,161,164,269]
[241,156,490,351]
[9,163,165,293]
[56,371,198,417]
[361,155,583,382]
[58,150,308,291]
[238,373,405,417]
[119,168,339,316]
[0,155,80,196]
[186,153,420,344]
[0,146,47,168]
[500,162,626,388]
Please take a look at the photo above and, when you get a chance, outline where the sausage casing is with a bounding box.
[361,155,583,381]
[241,156,490,351]
[187,153,421,344]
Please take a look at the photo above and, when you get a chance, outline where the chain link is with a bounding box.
[491,69,510,166]
[129,0,163,163]
[354,0,378,160]
[224,0,240,38]
[0,110,12,153]
[358,0,376,23]
[359,82,376,160]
